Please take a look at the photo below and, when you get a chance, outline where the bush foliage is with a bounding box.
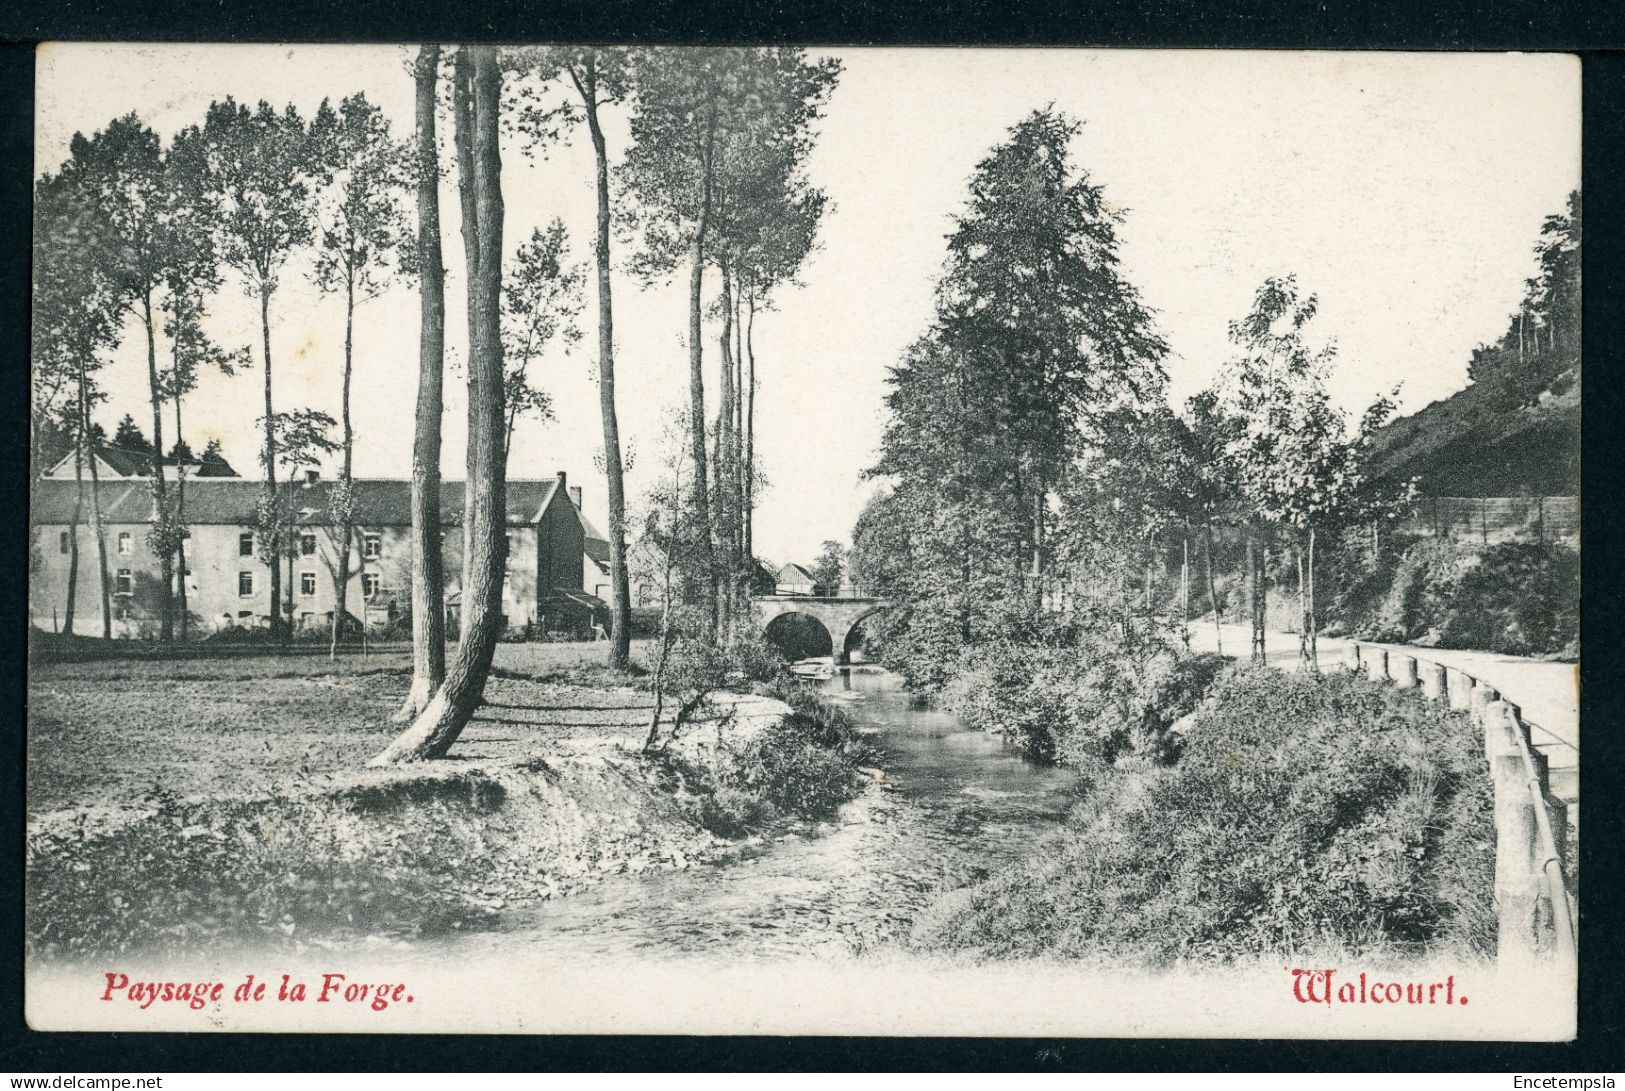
[1439,542,1579,657]
[941,621,1226,769]
[653,672,871,838]
[1324,537,1578,657]
[912,666,1496,965]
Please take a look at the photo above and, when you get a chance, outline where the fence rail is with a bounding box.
[1397,495,1579,548]
[1347,642,1576,973]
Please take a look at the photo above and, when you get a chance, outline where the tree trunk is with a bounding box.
[172,390,189,639]
[1295,535,1309,665]
[374,44,505,763]
[332,265,357,660]
[731,275,746,603]
[717,262,737,630]
[1180,532,1190,646]
[65,385,86,635]
[1202,510,1222,657]
[687,105,719,638]
[141,295,174,640]
[572,60,632,671]
[87,404,111,639]
[1300,526,1313,669]
[259,287,281,637]
[284,485,296,645]
[397,43,449,720]
[1245,527,1263,662]
[742,285,757,591]
[1031,483,1044,615]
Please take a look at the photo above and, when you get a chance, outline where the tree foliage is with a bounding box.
[864,109,1166,684]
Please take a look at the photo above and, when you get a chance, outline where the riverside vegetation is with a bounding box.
[912,664,1496,966]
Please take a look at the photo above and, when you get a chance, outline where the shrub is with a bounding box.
[654,679,868,837]
[1440,542,1579,656]
[942,625,1226,769]
[912,666,1495,965]
[1361,539,1466,643]
[628,607,664,639]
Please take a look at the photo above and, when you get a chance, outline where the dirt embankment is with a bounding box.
[27,665,821,959]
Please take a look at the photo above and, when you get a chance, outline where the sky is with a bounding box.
[34,45,1580,567]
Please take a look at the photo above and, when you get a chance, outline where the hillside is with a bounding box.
[1370,362,1579,496]
[1371,190,1579,498]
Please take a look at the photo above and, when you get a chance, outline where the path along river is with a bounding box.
[457,666,1081,961]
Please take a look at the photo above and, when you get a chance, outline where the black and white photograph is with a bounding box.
[22,43,1581,1039]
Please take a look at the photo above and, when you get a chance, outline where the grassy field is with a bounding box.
[28,640,660,815]
[26,637,874,959]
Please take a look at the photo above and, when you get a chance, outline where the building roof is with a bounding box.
[578,512,611,567]
[777,563,815,582]
[46,444,241,479]
[32,476,565,527]
[91,446,154,477]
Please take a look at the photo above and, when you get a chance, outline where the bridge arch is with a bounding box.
[762,610,835,661]
[752,595,893,665]
[838,605,888,662]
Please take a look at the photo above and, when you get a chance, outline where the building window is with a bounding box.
[118,606,132,621]
[300,571,317,596]
[239,532,254,557]
[502,573,511,596]
[58,531,69,554]
[237,610,253,621]
[362,573,380,597]
[238,571,254,597]
[300,533,317,556]
[117,532,132,555]
[364,532,381,560]
[115,569,132,595]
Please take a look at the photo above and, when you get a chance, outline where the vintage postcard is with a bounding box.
[25,43,1580,1038]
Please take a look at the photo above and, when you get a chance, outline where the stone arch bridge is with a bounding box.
[753,595,891,664]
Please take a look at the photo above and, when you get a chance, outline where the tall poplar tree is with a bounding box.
[35,173,120,637]
[623,47,840,634]
[397,44,450,720]
[59,115,182,638]
[309,92,411,655]
[511,46,639,666]
[187,99,319,637]
[375,44,508,762]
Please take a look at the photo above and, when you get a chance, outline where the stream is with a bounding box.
[459,665,1085,961]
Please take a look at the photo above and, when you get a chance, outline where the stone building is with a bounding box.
[29,470,601,639]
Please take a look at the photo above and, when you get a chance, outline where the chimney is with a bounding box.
[570,486,583,510]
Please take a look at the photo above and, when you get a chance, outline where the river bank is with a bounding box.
[26,642,868,960]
